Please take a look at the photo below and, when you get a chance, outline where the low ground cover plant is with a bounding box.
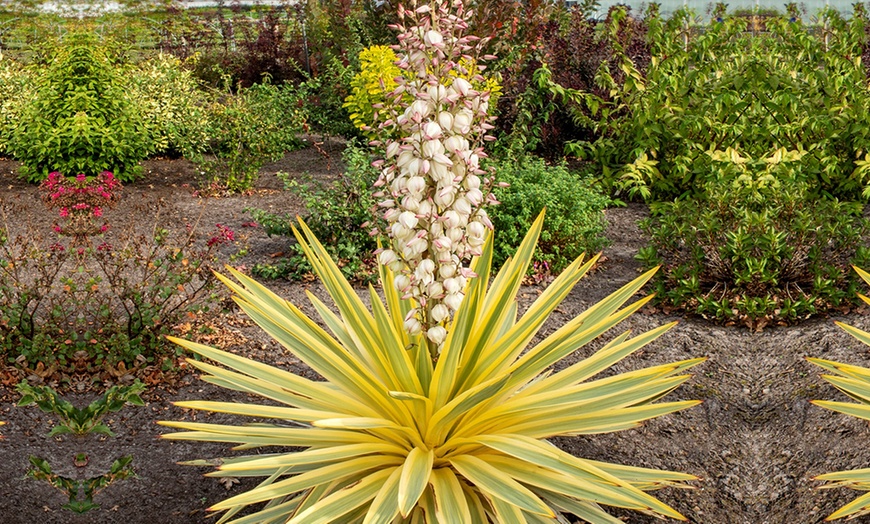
[27,454,135,514]
[17,380,145,436]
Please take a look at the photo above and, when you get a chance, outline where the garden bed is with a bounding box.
[0,142,868,523]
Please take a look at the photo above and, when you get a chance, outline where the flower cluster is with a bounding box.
[373,0,498,349]
[41,171,121,244]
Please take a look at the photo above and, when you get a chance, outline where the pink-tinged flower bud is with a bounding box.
[406,158,421,176]
[401,195,421,212]
[424,29,444,46]
[427,325,447,345]
[434,236,452,252]
[432,153,453,166]
[444,292,463,311]
[444,277,462,294]
[468,220,486,239]
[429,221,445,238]
[454,196,472,215]
[447,227,463,243]
[407,176,426,195]
[422,139,445,157]
[430,304,450,323]
[399,211,419,229]
[417,200,433,217]
[438,111,454,132]
[427,84,446,101]
[419,258,435,274]
[379,249,398,266]
[404,316,423,335]
[452,110,472,133]
[435,186,456,207]
[423,121,442,140]
[395,274,411,291]
[430,161,449,182]
[478,211,494,230]
[386,141,401,158]
[443,135,461,152]
[452,77,471,96]
[391,222,410,239]
[444,210,462,228]
[409,99,432,119]
[466,188,483,206]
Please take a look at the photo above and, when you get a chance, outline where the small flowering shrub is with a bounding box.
[6,31,153,182]
[487,154,611,275]
[0,199,226,370]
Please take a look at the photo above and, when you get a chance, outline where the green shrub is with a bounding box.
[0,57,33,157]
[200,79,307,192]
[126,53,211,159]
[488,154,611,275]
[248,142,380,281]
[6,31,153,182]
[638,175,870,329]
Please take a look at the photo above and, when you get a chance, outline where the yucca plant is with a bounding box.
[809,266,870,520]
[160,212,703,523]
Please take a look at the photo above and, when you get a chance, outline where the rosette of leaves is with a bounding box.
[809,267,870,520]
[161,213,703,523]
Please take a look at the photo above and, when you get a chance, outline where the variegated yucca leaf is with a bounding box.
[160,212,703,523]
[809,266,870,521]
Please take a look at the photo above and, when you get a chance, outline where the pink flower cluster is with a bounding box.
[40,171,121,243]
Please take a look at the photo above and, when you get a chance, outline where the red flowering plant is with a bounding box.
[40,171,121,249]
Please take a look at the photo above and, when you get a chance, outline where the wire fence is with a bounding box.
[587,0,863,19]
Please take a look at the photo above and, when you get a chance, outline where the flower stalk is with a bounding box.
[373,0,499,355]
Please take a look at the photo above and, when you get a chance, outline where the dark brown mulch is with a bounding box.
[0,140,868,524]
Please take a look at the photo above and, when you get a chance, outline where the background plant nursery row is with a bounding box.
[0,0,870,523]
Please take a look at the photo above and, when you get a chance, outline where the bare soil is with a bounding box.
[0,139,869,523]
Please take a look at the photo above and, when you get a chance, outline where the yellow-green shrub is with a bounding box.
[126,54,211,159]
[343,45,406,139]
